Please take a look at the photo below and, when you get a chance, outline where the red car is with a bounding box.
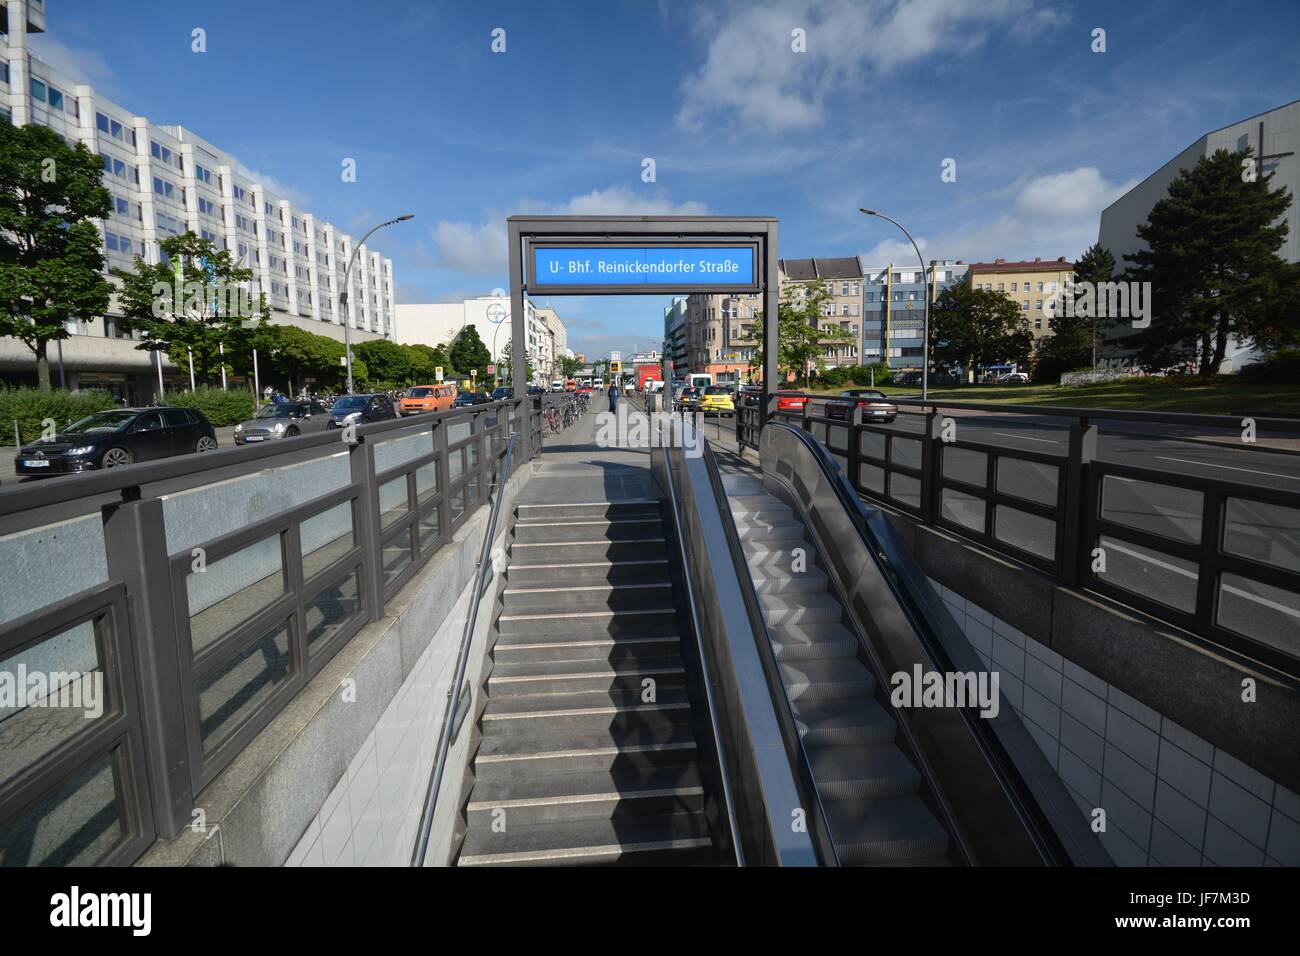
[775,390,807,412]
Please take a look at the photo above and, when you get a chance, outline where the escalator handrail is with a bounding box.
[411,431,516,867]
[760,421,1070,865]
[659,429,745,865]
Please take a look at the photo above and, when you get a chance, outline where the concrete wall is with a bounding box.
[138,466,529,867]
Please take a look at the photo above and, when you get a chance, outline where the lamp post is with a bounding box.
[860,208,930,400]
[339,213,414,393]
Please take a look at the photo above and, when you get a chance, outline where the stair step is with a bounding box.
[734,522,806,543]
[492,634,681,666]
[769,621,860,661]
[749,566,829,594]
[501,581,674,614]
[822,796,950,865]
[496,607,679,638]
[793,697,897,747]
[480,687,693,736]
[808,744,922,801]
[487,661,686,697]
[509,539,667,564]
[516,501,661,522]
[467,766,704,826]
[514,517,665,543]
[476,726,699,775]
[458,812,712,867]
[506,558,669,587]
[779,658,876,701]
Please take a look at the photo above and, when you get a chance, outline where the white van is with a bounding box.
[550,379,564,392]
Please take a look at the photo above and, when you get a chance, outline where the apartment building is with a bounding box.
[777,258,865,368]
[965,258,1075,339]
[394,295,566,384]
[861,259,968,370]
[0,1,397,400]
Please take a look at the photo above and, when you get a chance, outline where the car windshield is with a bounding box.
[844,390,886,399]
[408,388,433,398]
[64,411,136,434]
[332,397,367,410]
[704,386,728,395]
[256,405,297,419]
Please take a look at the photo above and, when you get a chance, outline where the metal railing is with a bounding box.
[738,393,1300,677]
[411,432,515,867]
[0,399,541,866]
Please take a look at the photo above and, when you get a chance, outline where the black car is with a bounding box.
[824,389,898,423]
[15,407,218,476]
[453,391,493,408]
[490,387,513,401]
[326,393,399,428]
[527,385,546,397]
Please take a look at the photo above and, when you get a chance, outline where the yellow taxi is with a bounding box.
[698,385,736,416]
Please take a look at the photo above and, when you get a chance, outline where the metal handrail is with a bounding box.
[659,425,745,865]
[411,430,516,867]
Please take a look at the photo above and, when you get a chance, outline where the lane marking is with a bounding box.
[1155,457,1299,482]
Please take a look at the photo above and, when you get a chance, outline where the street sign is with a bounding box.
[610,351,621,362]
[471,368,477,380]
[527,244,758,293]
[435,366,444,383]
[610,361,622,375]
[487,363,496,376]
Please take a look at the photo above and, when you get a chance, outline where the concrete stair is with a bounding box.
[456,500,718,867]
[727,490,951,866]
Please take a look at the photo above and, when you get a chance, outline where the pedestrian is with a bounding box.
[607,382,618,414]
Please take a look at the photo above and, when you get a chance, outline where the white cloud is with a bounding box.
[859,166,1138,265]
[429,186,709,275]
[236,164,312,209]
[27,35,114,89]
[676,0,1068,134]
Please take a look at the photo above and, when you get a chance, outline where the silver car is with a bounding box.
[234,401,331,444]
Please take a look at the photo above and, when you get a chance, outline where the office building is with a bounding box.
[861,259,968,370]
[0,1,396,400]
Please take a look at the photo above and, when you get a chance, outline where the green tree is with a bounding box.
[1035,243,1115,382]
[115,232,270,385]
[0,123,115,391]
[405,344,439,383]
[1123,146,1295,375]
[499,339,535,384]
[262,325,349,394]
[930,283,1033,383]
[449,323,491,381]
[749,280,855,385]
[353,338,412,386]
[556,354,583,378]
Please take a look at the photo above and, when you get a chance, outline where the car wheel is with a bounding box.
[195,436,218,453]
[102,447,132,468]
[284,427,299,437]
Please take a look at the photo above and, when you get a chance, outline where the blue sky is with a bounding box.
[39,0,1300,358]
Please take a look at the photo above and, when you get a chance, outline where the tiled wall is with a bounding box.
[929,576,1298,867]
[283,603,451,867]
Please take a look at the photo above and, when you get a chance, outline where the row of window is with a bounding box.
[976,280,1059,293]
[96,111,135,146]
[104,232,135,256]
[150,141,183,170]
[32,78,79,117]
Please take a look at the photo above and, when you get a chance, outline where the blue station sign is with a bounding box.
[528,244,757,293]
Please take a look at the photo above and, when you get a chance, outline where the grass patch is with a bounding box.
[809,377,1300,416]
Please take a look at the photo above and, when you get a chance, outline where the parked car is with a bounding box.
[400,384,456,416]
[234,401,330,444]
[698,385,736,416]
[326,393,399,429]
[490,387,513,401]
[15,407,217,476]
[527,385,546,397]
[452,391,493,408]
[775,390,808,412]
[676,386,701,412]
[824,389,898,423]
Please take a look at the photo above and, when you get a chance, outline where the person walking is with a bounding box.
[607,382,619,414]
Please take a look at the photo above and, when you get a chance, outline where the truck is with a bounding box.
[636,364,664,391]
[687,372,713,390]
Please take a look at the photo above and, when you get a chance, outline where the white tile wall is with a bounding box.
[285,610,449,867]
[927,576,1298,867]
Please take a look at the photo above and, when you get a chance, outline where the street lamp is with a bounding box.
[339,213,414,393]
[860,208,930,400]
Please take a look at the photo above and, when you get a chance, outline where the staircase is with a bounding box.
[455,499,716,866]
[725,478,953,865]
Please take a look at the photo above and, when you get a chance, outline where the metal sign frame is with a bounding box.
[508,216,780,460]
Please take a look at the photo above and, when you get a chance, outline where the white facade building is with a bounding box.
[0,1,397,399]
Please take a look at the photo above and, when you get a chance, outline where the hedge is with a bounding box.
[0,387,120,446]
[163,386,257,427]
[1238,349,1300,385]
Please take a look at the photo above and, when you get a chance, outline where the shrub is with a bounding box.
[813,362,892,390]
[1238,349,1300,385]
[164,386,256,427]
[0,387,120,446]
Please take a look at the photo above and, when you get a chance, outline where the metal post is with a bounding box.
[1062,419,1098,586]
[762,222,780,434]
[507,221,530,461]
[860,209,929,400]
[57,338,66,390]
[101,495,193,838]
[252,348,260,401]
[219,342,227,390]
[922,407,941,524]
[348,435,385,621]
[155,349,164,399]
[187,348,196,391]
[340,215,415,395]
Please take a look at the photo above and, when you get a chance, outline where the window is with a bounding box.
[115,197,129,216]
[30,78,46,102]
[0,60,8,84]
[1036,281,1044,292]
[233,185,246,202]
[47,87,64,110]
[1035,300,1043,311]
[195,164,213,185]
[198,197,217,216]
[1022,301,1030,311]
[997,283,1005,292]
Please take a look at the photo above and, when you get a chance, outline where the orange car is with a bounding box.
[400,384,456,415]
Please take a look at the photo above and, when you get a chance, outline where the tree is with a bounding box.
[261,325,349,395]
[499,339,534,384]
[353,339,411,386]
[1035,243,1114,382]
[0,122,115,391]
[115,232,270,385]
[748,280,854,385]
[930,283,1033,383]
[1122,146,1295,375]
[557,354,584,378]
[449,323,491,381]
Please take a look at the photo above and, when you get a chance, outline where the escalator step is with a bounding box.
[779,658,876,701]
[793,697,897,747]
[808,744,921,801]
[768,621,860,661]
[822,796,951,865]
